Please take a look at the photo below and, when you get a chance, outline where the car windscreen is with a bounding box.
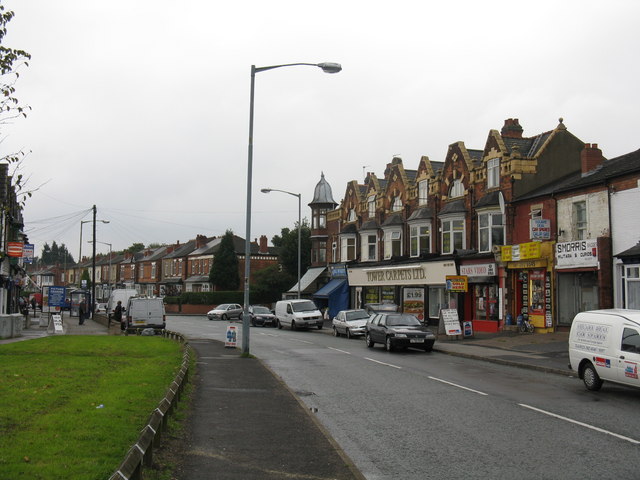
[216,304,230,309]
[253,306,271,314]
[385,314,421,326]
[292,301,318,312]
[346,310,369,321]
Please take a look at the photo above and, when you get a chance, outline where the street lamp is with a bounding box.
[88,240,113,297]
[242,61,341,355]
[79,219,109,265]
[261,188,301,299]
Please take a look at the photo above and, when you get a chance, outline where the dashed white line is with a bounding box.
[328,347,352,355]
[290,338,314,344]
[364,357,402,369]
[428,376,488,396]
[519,404,640,445]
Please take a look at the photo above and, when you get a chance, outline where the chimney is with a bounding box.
[259,235,268,254]
[501,118,524,139]
[195,234,207,248]
[581,143,605,174]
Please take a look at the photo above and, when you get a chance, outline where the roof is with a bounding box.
[407,207,434,221]
[381,213,403,227]
[475,191,501,209]
[438,200,466,215]
[309,172,338,207]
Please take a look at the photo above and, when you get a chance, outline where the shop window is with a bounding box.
[364,286,380,306]
[529,270,545,315]
[441,218,465,254]
[410,224,430,257]
[418,180,428,205]
[478,211,504,252]
[384,229,402,259]
[428,286,446,320]
[474,284,498,320]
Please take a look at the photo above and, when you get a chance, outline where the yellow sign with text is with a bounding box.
[446,275,468,292]
[501,242,541,262]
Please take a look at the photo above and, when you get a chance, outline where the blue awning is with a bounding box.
[313,278,346,298]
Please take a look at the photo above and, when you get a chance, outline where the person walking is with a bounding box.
[112,300,123,330]
[78,298,86,325]
[31,297,37,317]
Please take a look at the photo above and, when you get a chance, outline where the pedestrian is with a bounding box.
[79,298,86,325]
[112,300,123,330]
[31,297,36,317]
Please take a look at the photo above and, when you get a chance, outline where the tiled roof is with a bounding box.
[439,200,466,215]
[407,207,434,221]
[381,213,403,227]
[475,191,501,209]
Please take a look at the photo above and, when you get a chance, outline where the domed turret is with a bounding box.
[309,172,337,208]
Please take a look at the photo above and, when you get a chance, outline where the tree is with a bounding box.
[275,219,311,278]
[0,4,32,205]
[125,243,145,254]
[209,230,240,290]
[251,264,295,304]
[40,241,74,265]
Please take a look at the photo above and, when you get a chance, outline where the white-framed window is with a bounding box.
[573,201,587,239]
[348,208,357,222]
[368,195,376,218]
[418,180,428,205]
[391,196,403,212]
[151,262,156,279]
[478,211,504,252]
[383,228,402,259]
[410,223,431,257]
[487,158,500,189]
[625,266,640,309]
[360,232,378,262]
[449,179,464,198]
[340,235,356,261]
[441,217,465,254]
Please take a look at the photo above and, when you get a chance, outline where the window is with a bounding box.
[361,232,378,262]
[625,266,640,309]
[487,158,500,189]
[313,208,327,229]
[384,229,402,259]
[418,180,428,205]
[151,262,156,279]
[391,196,403,212]
[573,201,587,239]
[368,195,376,218]
[428,286,446,319]
[341,235,356,261]
[441,218,465,254]
[410,224,430,257]
[318,240,326,263]
[622,327,640,353]
[449,179,464,198]
[478,211,504,252]
[348,208,357,222]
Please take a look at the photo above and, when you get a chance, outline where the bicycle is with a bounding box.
[518,315,534,333]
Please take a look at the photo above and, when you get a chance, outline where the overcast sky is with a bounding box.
[3,0,639,261]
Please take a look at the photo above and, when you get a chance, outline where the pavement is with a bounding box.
[1,313,573,478]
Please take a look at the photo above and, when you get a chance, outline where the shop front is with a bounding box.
[459,261,500,332]
[503,241,555,333]
[347,260,457,325]
[313,265,349,319]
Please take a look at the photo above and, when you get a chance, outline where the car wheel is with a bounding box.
[424,344,433,352]
[385,336,394,352]
[222,314,228,321]
[346,328,352,339]
[333,327,339,337]
[291,320,296,331]
[583,362,603,391]
[317,323,323,330]
[365,333,374,348]
[277,320,282,329]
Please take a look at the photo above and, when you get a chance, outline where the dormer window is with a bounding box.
[449,179,464,198]
[391,196,403,212]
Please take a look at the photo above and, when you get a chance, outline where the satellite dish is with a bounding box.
[498,191,505,215]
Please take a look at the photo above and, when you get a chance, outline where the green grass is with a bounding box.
[0,336,185,480]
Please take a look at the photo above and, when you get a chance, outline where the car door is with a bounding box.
[335,312,346,334]
[616,325,640,387]
[369,315,385,343]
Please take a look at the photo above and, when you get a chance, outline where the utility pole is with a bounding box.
[91,205,96,319]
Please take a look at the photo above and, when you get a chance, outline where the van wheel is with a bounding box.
[291,320,296,331]
[277,320,282,329]
[583,362,603,391]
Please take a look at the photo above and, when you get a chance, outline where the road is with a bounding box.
[167,315,640,480]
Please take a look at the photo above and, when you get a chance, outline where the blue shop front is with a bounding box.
[313,265,349,319]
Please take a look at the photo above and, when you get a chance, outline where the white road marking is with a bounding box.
[328,347,351,355]
[428,376,489,396]
[519,404,640,445]
[258,333,278,337]
[364,357,402,369]
[290,338,314,344]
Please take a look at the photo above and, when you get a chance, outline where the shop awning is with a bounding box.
[313,278,347,298]
[287,267,326,294]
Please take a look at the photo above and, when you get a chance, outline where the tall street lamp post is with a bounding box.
[261,188,301,299]
[242,61,341,355]
[88,240,113,298]
[79,219,109,265]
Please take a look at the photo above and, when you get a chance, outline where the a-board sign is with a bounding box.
[52,314,64,334]
[463,320,473,337]
[225,325,238,348]
[440,309,462,336]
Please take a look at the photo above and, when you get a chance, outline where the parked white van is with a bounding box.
[107,288,138,319]
[125,297,166,332]
[568,309,640,391]
[275,299,323,330]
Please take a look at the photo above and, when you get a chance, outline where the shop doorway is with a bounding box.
[557,272,598,326]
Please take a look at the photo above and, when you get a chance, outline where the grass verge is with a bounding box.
[0,335,185,480]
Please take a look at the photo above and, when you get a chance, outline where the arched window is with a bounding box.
[391,196,403,212]
[449,179,464,198]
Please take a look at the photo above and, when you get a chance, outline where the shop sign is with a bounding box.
[22,244,34,263]
[446,275,468,292]
[349,261,457,286]
[530,219,551,240]
[7,242,23,257]
[460,263,496,277]
[403,288,425,321]
[501,242,541,262]
[440,309,462,336]
[555,239,598,269]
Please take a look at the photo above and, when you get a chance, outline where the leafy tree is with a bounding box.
[40,241,74,265]
[125,242,145,254]
[251,264,295,304]
[209,230,240,290]
[0,4,33,205]
[276,219,311,278]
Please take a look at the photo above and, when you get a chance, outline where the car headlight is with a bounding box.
[394,333,407,338]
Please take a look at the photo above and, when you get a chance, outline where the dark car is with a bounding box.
[249,305,277,327]
[365,312,436,352]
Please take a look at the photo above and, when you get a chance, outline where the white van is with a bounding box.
[107,289,138,319]
[568,309,640,391]
[125,297,166,332]
[275,299,323,330]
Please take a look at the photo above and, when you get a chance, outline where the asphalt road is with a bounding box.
[167,315,640,480]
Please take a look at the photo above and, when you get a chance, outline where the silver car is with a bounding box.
[207,303,243,321]
[332,309,370,339]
